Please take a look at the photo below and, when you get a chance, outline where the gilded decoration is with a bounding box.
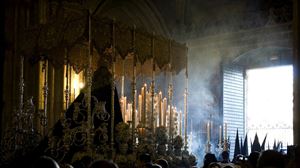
[2,1,192,167]
[135,29,152,65]
[115,21,133,59]
[19,2,187,75]
[154,36,169,70]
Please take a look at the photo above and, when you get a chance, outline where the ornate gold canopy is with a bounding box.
[19,2,188,77]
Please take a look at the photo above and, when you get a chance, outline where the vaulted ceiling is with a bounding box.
[152,0,292,41]
[87,0,293,42]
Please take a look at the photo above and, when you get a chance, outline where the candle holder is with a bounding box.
[0,97,42,163]
[223,139,229,152]
[173,135,183,156]
[205,142,211,153]
[216,141,223,155]
[137,124,146,142]
[167,138,174,155]
[115,122,130,155]
[155,126,168,156]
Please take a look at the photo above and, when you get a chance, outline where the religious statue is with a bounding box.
[49,65,123,163]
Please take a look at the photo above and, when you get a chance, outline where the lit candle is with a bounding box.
[219,125,222,144]
[141,87,144,100]
[123,96,127,120]
[124,110,127,123]
[167,105,170,127]
[121,74,124,97]
[121,59,125,98]
[158,91,162,126]
[146,90,151,126]
[138,94,142,122]
[179,110,182,136]
[173,106,177,131]
[160,101,163,126]
[224,122,227,141]
[128,103,132,122]
[163,98,167,127]
[207,122,210,143]
[141,86,144,124]
[143,84,147,126]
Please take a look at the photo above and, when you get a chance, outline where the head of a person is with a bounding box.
[32,155,60,168]
[257,150,285,168]
[140,153,152,163]
[61,163,74,168]
[92,66,112,90]
[248,151,260,168]
[151,163,162,168]
[136,153,152,168]
[155,159,169,168]
[223,166,234,168]
[89,160,118,168]
[203,153,217,168]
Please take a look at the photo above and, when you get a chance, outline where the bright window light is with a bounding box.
[246,65,293,150]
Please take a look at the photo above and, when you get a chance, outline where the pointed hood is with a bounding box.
[234,129,241,158]
[242,134,248,156]
[251,133,261,152]
[250,138,253,153]
[261,134,267,151]
[276,141,282,152]
[273,139,277,150]
[240,137,243,154]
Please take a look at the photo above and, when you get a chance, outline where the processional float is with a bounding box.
[0,2,195,167]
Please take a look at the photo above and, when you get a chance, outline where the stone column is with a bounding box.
[293,0,300,146]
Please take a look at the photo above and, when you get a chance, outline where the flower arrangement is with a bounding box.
[155,126,168,145]
[115,122,130,144]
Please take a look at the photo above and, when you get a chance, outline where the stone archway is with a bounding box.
[92,0,170,37]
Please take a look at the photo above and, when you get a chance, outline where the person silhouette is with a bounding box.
[89,159,118,168]
[32,155,60,168]
[203,153,217,168]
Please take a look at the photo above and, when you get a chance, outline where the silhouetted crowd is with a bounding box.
[202,147,300,168]
[6,146,299,168]
[26,153,170,168]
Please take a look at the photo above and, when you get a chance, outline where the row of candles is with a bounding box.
[120,85,230,148]
[188,121,229,154]
[206,122,228,146]
[120,83,182,135]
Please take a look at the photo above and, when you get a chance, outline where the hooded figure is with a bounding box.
[64,65,123,133]
[51,65,123,162]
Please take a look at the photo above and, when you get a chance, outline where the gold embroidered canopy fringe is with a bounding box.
[19,6,187,76]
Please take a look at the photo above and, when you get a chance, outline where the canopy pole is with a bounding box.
[111,20,116,158]
[86,10,93,155]
[41,57,48,137]
[168,40,173,151]
[151,32,155,137]
[184,45,189,152]
[132,25,137,145]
